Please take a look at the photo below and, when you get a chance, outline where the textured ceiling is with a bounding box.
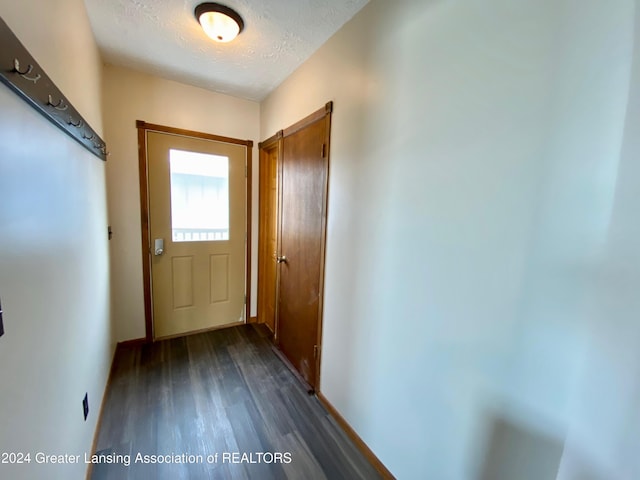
[84,0,369,102]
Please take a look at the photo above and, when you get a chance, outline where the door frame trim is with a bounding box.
[136,120,253,342]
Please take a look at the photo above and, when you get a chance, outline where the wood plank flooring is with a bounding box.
[91,324,381,480]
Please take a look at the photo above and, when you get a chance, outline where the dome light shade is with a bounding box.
[195,3,244,43]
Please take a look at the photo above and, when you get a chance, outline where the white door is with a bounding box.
[147,131,247,339]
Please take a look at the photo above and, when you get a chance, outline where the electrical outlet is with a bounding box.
[82,393,89,421]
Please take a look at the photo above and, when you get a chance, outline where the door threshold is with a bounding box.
[154,320,246,342]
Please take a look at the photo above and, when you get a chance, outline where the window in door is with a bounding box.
[169,149,229,242]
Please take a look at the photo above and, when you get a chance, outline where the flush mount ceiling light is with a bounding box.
[195,3,244,43]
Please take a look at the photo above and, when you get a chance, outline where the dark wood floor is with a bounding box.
[91,324,381,480]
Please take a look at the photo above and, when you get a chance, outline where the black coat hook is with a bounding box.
[12,58,40,83]
[47,94,68,111]
[67,116,83,128]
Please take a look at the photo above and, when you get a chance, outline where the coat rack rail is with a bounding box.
[0,16,107,161]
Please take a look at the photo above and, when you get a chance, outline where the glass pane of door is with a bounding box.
[169,149,229,242]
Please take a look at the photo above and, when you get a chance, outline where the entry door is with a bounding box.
[277,116,330,389]
[147,131,246,339]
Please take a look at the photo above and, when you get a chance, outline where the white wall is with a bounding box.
[0,0,112,479]
[262,0,640,478]
[102,64,260,341]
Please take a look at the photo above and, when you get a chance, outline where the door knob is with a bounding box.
[276,255,287,264]
[154,238,164,256]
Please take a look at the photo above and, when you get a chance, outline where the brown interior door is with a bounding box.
[277,117,329,389]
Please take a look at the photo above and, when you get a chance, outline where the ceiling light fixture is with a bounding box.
[195,3,244,43]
